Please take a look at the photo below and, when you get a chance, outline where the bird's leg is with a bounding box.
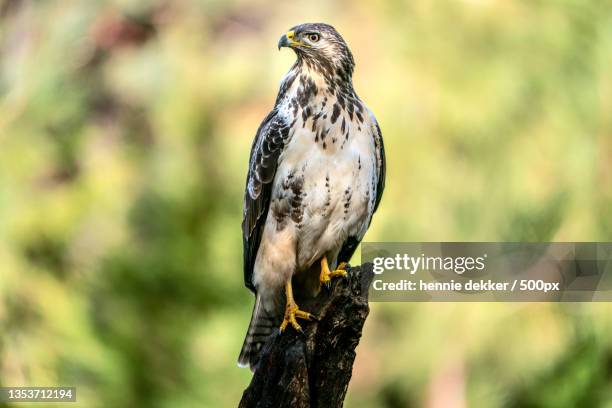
[319,256,348,287]
[279,280,314,333]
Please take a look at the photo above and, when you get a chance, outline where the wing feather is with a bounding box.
[242,110,291,292]
[372,119,386,213]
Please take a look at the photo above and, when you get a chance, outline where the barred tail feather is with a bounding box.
[238,295,277,370]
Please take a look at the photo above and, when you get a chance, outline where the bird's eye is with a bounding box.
[307,33,320,42]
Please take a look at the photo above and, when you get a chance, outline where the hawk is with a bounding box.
[238,23,385,369]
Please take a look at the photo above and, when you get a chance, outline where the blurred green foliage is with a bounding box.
[1,0,611,407]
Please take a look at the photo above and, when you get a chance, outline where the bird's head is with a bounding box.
[278,23,354,80]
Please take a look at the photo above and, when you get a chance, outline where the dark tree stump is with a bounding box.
[238,264,374,408]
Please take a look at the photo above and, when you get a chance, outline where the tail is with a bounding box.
[238,295,277,370]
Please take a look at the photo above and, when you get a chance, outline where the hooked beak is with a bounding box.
[278,30,300,50]
[278,34,289,50]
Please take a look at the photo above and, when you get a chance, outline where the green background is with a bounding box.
[1,0,611,407]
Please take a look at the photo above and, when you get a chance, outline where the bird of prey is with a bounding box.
[238,23,385,369]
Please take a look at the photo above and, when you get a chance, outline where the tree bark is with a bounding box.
[238,264,374,408]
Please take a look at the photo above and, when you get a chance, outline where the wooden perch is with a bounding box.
[238,264,374,408]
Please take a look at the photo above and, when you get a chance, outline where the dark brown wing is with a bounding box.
[242,110,291,293]
[372,120,386,213]
[337,117,386,264]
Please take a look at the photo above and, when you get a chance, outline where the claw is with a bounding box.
[279,281,314,333]
[320,258,348,287]
[280,304,313,333]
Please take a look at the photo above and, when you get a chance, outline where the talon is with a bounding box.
[279,281,313,333]
[279,320,288,333]
[280,304,313,332]
[335,262,349,278]
[320,257,348,286]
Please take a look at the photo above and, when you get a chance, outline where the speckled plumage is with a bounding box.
[239,23,385,369]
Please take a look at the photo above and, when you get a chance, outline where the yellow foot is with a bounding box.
[320,257,348,286]
[279,280,315,333]
[279,302,314,333]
